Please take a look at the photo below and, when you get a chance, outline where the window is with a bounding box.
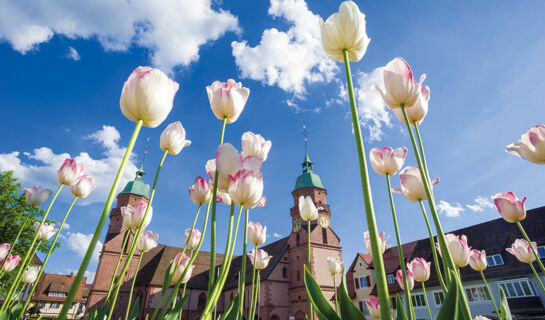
[497,279,535,298]
[322,228,328,244]
[48,292,67,297]
[387,274,395,285]
[433,291,445,306]
[358,262,363,268]
[538,245,545,259]
[411,293,426,307]
[197,293,207,310]
[297,271,300,281]
[282,267,288,278]
[465,286,491,302]
[486,254,504,267]
[358,276,369,288]
[50,302,60,309]
[361,301,369,315]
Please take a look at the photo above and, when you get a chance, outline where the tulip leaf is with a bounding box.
[395,295,407,320]
[162,262,176,297]
[339,271,366,320]
[85,306,97,320]
[436,276,459,320]
[164,292,189,320]
[0,310,7,320]
[9,302,23,320]
[303,266,341,320]
[218,294,242,320]
[95,302,109,320]
[499,287,512,320]
[129,296,140,320]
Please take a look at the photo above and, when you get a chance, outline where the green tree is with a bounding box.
[0,171,58,296]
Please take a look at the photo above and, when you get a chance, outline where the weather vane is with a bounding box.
[302,125,308,154]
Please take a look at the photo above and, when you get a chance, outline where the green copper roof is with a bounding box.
[121,169,150,198]
[294,171,325,190]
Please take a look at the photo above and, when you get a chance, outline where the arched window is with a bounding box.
[282,267,288,278]
[296,232,300,245]
[197,292,207,311]
[322,228,328,244]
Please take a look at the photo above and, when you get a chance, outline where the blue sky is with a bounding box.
[1,0,545,282]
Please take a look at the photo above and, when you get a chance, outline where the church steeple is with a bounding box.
[294,127,324,191]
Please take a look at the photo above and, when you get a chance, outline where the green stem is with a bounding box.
[248,244,258,320]
[6,241,41,310]
[332,275,339,315]
[251,271,260,320]
[240,209,249,312]
[109,148,168,320]
[307,219,314,320]
[386,174,414,319]
[21,196,78,315]
[2,183,63,311]
[413,124,432,190]
[179,281,189,320]
[418,201,447,292]
[59,119,143,320]
[516,221,545,276]
[479,271,499,316]
[208,117,228,297]
[421,282,433,320]
[530,263,545,295]
[0,214,32,280]
[342,49,391,319]
[125,253,144,320]
[105,230,131,302]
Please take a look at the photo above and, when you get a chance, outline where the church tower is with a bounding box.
[287,138,342,320]
[87,168,150,317]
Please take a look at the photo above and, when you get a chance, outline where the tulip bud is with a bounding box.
[34,222,56,241]
[256,196,267,207]
[2,255,21,272]
[493,192,526,223]
[206,79,250,123]
[22,266,40,284]
[391,85,430,125]
[184,229,201,249]
[319,1,370,62]
[57,158,86,186]
[407,258,431,282]
[298,196,321,221]
[247,249,273,270]
[228,170,264,209]
[326,256,342,275]
[242,132,272,162]
[395,269,414,291]
[438,234,471,267]
[23,186,53,206]
[369,147,407,176]
[70,175,96,199]
[0,243,10,260]
[365,297,380,319]
[120,66,179,128]
[469,250,487,272]
[374,57,425,109]
[364,231,389,256]
[205,159,217,181]
[160,121,191,155]
[392,166,439,202]
[506,125,545,164]
[172,253,195,284]
[248,222,267,246]
[138,231,158,253]
[189,177,211,205]
[121,202,152,230]
[507,239,537,264]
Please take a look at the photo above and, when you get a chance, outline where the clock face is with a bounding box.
[293,219,301,232]
[319,216,329,228]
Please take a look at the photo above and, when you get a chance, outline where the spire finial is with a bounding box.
[140,137,150,171]
[302,125,308,156]
[302,125,313,173]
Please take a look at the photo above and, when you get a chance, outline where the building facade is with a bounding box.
[87,151,343,319]
[347,208,545,319]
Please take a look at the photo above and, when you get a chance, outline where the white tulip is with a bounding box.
[206,79,250,123]
[160,121,191,155]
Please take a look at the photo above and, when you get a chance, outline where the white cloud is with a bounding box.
[466,196,494,212]
[437,200,465,218]
[66,232,103,264]
[273,232,282,238]
[0,125,141,206]
[354,68,392,141]
[0,0,239,73]
[231,0,337,96]
[67,46,80,61]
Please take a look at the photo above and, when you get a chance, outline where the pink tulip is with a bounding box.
[184,228,201,249]
[70,175,96,199]
[506,125,545,164]
[407,258,430,282]
[474,316,491,320]
[216,143,263,190]
[369,147,407,176]
[228,170,264,209]
[507,239,537,264]
[2,255,21,272]
[364,231,389,255]
[469,250,487,272]
[206,79,250,123]
[257,196,267,207]
[171,253,195,284]
[138,231,158,253]
[121,201,152,230]
[23,186,53,206]
[216,188,232,206]
[374,57,425,109]
[160,121,191,155]
[493,192,526,223]
[0,243,10,260]
[247,249,273,270]
[34,222,56,241]
[365,297,381,319]
[189,177,211,205]
[392,166,439,202]
[248,222,267,246]
[391,85,430,125]
[438,234,471,267]
[242,132,272,162]
[394,269,414,291]
[120,66,179,128]
[57,158,86,186]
